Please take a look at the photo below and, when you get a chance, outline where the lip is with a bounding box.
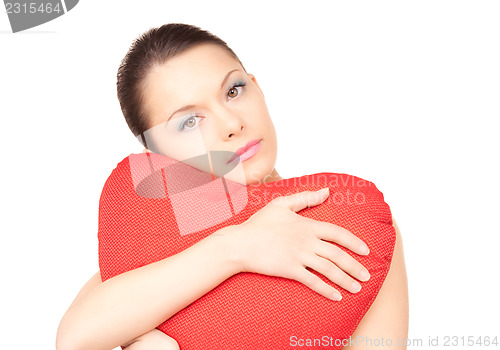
[227,139,262,164]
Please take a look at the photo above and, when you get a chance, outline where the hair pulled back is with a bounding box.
[117,23,244,138]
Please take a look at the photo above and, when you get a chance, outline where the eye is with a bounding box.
[227,81,246,100]
[178,114,203,131]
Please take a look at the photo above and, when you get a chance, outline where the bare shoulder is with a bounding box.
[344,218,409,349]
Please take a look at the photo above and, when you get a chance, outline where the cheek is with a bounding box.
[258,109,276,139]
[145,124,209,161]
[242,94,272,128]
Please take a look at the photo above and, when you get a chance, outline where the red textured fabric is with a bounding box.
[98,152,396,349]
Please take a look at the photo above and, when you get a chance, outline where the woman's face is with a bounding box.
[140,43,279,186]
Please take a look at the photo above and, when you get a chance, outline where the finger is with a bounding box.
[306,219,370,256]
[314,241,371,282]
[303,254,363,294]
[273,188,330,212]
[293,267,342,301]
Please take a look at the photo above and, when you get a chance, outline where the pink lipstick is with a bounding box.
[228,139,262,164]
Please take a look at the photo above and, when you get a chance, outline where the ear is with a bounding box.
[248,73,264,96]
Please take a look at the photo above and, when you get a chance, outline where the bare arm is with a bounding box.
[121,329,179,350]
[57,272,180,350]
[344,219,409,349]
[56,230,239,350]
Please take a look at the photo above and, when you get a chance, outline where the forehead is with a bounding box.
[159,43,239,77]
[143,44,242,112]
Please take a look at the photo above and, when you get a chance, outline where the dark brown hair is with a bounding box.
[117,23,245,140]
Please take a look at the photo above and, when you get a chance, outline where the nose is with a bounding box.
[216,110,245,141]
[227,124,245,139]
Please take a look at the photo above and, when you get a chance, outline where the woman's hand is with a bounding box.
[226,188,371,301]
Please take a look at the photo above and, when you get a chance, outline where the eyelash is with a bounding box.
[178,113,203,131]
[177,80,247,131]
[227,80,246,100]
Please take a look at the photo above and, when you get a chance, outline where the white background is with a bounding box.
[1,1,499,349]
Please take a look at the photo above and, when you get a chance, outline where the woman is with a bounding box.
[56,23,408,350]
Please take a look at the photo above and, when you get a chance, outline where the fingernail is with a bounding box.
[318,187,329,195]
[359,244,370,255]
[360,269,370,281]
[332,291,342,301]
[352,282,361,293]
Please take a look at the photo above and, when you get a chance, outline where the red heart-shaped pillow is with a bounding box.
[98,152,396,349]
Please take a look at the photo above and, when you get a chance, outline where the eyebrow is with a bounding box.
[167,68,242,121]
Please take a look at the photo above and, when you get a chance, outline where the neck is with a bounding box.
[262,168,283,184]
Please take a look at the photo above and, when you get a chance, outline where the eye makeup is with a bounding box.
[174,78,247,131]
[178,113,203,131]
[227,80,246,98]
[230,79,246,89]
